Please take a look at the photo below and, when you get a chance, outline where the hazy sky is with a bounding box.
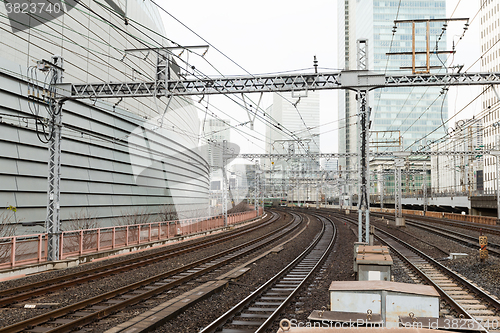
[158,0,483,155]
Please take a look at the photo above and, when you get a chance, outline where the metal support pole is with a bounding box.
[324,183,327,207]
[496,138,500,220]
[296,176,300,207]
[453,154,457,193]
[222,140,228,227]
[46,55,64,262]
[316,184,319,209]
[395,158,404,226]
[259,167,266,209]
[497,155,500,220]
[357,90,370,243]
[339,182,343,209]
[380,174,384,210]
[254,161,258,211]
[423,161,428,215]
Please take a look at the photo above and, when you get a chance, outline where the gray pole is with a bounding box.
[395,161,402,220]
[356,39,370,243]
[46,55,64,262]
[357,90,370,243]
[496,137,500,220]
[423,161,428,216]
[497,154,500,220]
[394,152,410,225]
[222,140,228,226]
[254,161,258,211]
[380,173,384,210]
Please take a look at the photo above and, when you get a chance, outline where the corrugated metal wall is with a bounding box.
[0,62,210,234]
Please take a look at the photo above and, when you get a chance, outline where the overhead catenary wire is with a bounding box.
[146,0,322,156]
[375,1,480,153]
[93,1,316,153]
[0,5,208,143]
[401,0,486,152]
[1,0,329,158]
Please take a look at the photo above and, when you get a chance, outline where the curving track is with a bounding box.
[0,213,279,308]
[0,211,311,333]
[330,209,500,332]
[198,213,337,333]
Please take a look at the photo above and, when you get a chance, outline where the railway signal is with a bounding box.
[479,234,488,262]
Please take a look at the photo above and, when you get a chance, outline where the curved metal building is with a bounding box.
[0,0,210,233]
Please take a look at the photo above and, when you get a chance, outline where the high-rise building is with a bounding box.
[203,118,231,189]
[203,118,231,170]
[338,0,448,175]
[480,0,500,192]
[265,91,321,201]
[265,91,320,155]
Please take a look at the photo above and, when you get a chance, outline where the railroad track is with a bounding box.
[198,213,337,333]
[0,212,277,308]
[370,211,500,257]
[402,219,500,257]
[372,211,500,237]
[0,212,306,333]
[330,210,500,332]
[375,228,500,332]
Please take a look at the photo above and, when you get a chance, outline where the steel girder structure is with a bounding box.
[50,69,500,252]
[62,71,500,99]
[222,150,491,160]
[45,56,64,261]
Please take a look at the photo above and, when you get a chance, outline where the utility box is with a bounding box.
[356,245,392,281]
[329,281,440,327]
[395,217,406,226]
[353,242,368,272]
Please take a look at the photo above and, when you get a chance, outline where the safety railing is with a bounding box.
[371,207,497,226]
[0,208,263,270]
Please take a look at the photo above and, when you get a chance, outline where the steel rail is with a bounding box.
[413,215,500,236]
[374,228,474,320]
[404,219,500,256]
[255,213,337,333]
[372,211,500,236]
[328,209,497,330]
[0,213,276,307]
[0,212,303,333]
[199,212,336,333]
[369,211,500,256]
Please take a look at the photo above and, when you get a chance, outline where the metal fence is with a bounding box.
[0,208,263,269]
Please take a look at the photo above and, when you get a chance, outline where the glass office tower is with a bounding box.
[339,0,448,159]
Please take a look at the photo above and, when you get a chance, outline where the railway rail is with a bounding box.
[403,219,500,257]
[371,212,500,257]
[330,210,500,332]
[0,212,277,308]
[0,211,308,333]
[373,212,500,236]
[199,213,337,333]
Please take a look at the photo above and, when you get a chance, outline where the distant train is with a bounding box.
[263,198,288,208]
